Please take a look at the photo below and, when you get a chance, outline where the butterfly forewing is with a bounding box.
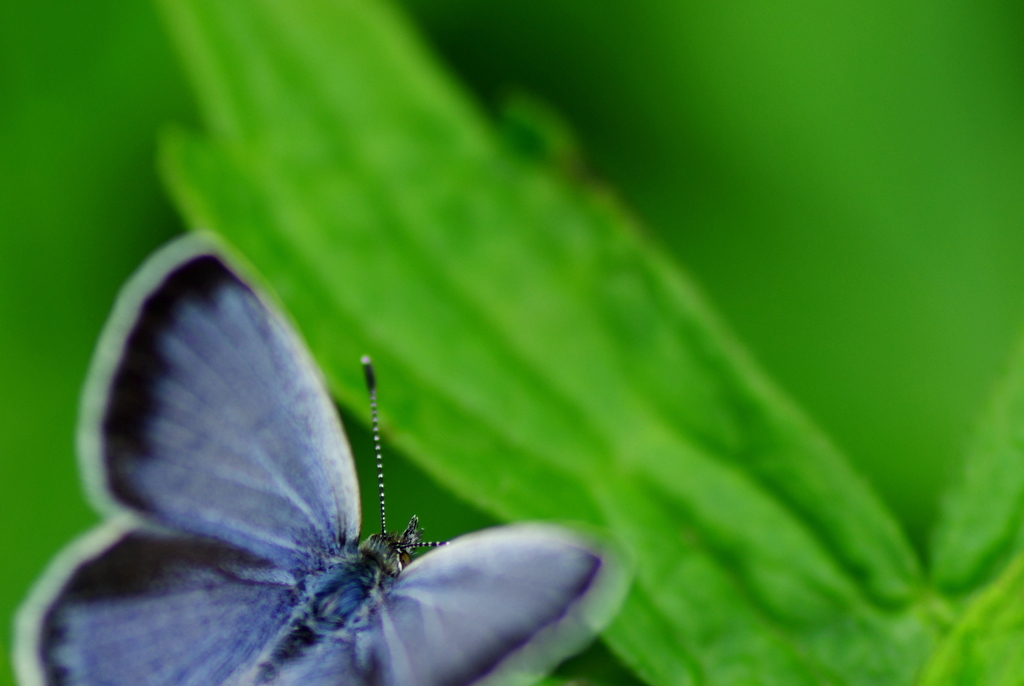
[17,238,361,686]
[83,242,360,570]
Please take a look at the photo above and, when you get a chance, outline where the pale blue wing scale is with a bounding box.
[79,238,360,570]
[24,524,298,686]
[374,525,613,686]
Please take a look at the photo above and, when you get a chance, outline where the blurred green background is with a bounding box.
[2,0,1024,668]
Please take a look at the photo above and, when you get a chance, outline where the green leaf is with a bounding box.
[548,641,650,686]
[156,0,934,683]
[0,0,189,647]
[933,336,1024,595]
[920,552,1024,686]
[1,643,12,686]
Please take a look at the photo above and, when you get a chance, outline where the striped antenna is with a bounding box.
[361,356,386,535]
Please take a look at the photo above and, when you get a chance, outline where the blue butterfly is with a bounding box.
[14,236,624,686]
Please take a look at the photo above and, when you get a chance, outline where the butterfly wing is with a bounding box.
[16,519,299,686]
[373,524,624,686]
[267,524,625,686]
[78,237,360,571]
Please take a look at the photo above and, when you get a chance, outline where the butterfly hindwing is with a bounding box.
[79,239,360,571]
[18,521,299,686]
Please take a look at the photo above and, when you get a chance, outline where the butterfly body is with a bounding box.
[308,553,386,630]
[14,236,626,686]
[264,516,424,674]
[264,552,378,665]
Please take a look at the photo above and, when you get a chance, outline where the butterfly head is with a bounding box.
[359,515,425,575]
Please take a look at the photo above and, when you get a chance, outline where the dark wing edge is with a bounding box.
[75,234,223,517]
[468,525,629,686]
[74,233,361,550]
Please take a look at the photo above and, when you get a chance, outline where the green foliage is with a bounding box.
[397,0,1024,551]
[923,335,1024,685]
[933,336,1024,596]
[920,553,1024,686]
[0,0,192,649]
[6,0,1024,683]
[1,644,12,686]
[156,0,948,683]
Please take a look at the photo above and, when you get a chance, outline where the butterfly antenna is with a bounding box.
[361,356,387,535]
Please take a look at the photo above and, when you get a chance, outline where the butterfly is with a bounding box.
[14,236,625,686]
